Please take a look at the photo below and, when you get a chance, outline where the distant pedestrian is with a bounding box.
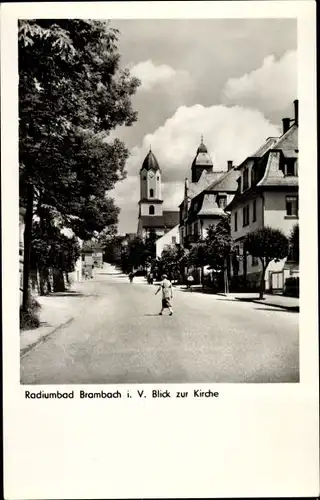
[148,272,154,285]
[155,274,173,315]
[129,271,134,283]
[187,274,194,292]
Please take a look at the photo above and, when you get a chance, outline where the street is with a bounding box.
[21,264,299,384]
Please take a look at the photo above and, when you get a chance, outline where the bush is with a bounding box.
[283,277,299,297]
[20,306,40,330]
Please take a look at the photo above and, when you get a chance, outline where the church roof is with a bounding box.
[193,137,213,167]
[197,138,208,154]
[139,211,179,229]
[141,150,160,172]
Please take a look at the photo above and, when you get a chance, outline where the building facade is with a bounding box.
[179,138,237,249]
[137,148,179,238]
[226,100,299,292]
[155,224,180,258]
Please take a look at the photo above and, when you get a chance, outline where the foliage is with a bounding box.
[245,226,289,298]
[121,236,145,272]
[31,214,81,273]
[205,215,232,271]
[187,242,208,268]
[120,230,159,272]
[289,224,299,263]
[20,297,41,330]
[19,19,140,306]
[156,245,187,282]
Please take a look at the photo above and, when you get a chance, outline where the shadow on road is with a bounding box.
[49,291,86,297]
[254,307,299,313]
[96,272,124,276]
[144,313,162,317]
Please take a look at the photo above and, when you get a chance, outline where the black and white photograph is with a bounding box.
[19,16,300,384]
[2,2,318,499]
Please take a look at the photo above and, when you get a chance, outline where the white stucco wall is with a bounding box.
[140,202,163,216]
[264,190,298,236]
[156,225,180,258]
[140,168,162,200]
[230,194,264,241]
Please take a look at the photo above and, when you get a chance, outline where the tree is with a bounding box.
[205,216,232,272]
[187,242,207,286]
[159,245,187,282]
[245,226,289,299]
[19,19,140,308]
[289,224,299,263]
[31,212,81,293]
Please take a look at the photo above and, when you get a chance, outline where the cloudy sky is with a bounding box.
[109,19,297,234]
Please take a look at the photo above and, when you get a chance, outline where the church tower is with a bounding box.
[138,148,163,217]
[191,136,213,183]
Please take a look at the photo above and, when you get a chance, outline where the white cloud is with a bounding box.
[114,103,281,232]
[130,60,193,92]
[221,50,297,113]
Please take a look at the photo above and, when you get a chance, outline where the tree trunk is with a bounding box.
[52,268,66,292]
[22,184,34,311]
[259,264,266,299]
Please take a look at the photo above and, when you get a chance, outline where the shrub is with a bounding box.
[283,277,299,297]
[20,306,40,330]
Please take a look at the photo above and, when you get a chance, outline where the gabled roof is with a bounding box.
[205,167,239,193]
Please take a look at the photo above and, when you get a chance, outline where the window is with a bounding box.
[171,236,176,244]
[234,211,238,232]
[149,205,155,215]
[253,200,257,222]
[286,196,298,217]
[149,188,154,197]
[251,167,256,186]
[285,159,296,176]
[218,196,227,209]
[157,176,160,180]
[243,205,250,226]
[243,168,249,191]
[143,176,146,180]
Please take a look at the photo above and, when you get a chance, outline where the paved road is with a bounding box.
[21,264,299,384]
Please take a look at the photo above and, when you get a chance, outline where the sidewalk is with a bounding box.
[20,282,87,357]
[173,284,299,311]
[225,292,299,312]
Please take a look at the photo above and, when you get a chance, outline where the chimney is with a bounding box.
[282,118,291,134]
[227,160,233,171]
[293,99,298,125]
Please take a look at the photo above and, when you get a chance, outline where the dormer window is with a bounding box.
[284,159,296,176]
[217,195,227,209]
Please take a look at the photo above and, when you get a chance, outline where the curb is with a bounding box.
[20,316,74,359]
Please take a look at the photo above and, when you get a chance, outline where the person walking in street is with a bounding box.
[128,271,134,283]
[155,274,173,315]
[187,274,194,292]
